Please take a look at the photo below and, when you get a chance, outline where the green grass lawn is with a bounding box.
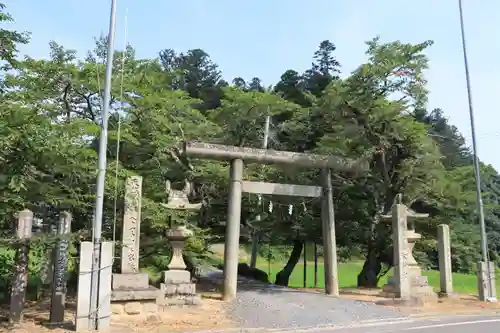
[253,257,500,297]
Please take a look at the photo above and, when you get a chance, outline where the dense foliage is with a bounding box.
[1,4,499,291]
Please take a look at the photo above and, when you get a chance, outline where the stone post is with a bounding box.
[76,241,113,331]
[392,204,411,300]
[223,158,243,301]
[437,224,453,295]
[112,175,149,291]
[321,168,339,296]
[40,223,57,297]
[121,175,142,274]
[9,209,33,324]
[249,229,259,268]
[49,212,72,324]
[477,261,497,301]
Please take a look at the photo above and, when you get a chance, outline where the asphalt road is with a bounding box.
[311,314,500,333]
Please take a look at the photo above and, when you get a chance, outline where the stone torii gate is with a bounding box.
[180,141,367,300]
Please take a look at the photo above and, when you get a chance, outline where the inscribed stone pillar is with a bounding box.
[121,175,143,273]
[392,204,410,299]
[321,168,339,296]
[10,209,33,323]
[50,212,72,324]
[223,158,243,301]
[437,224,453,295]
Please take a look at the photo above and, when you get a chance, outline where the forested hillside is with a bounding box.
[1,3,499,290]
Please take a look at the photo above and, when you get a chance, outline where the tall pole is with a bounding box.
[90,0,118,329]
[458,0,493,299]
[250,115,270,268]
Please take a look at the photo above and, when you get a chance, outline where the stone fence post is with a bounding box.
[437,224,453,295]
[49,212,72,324]
[9,209,33,324]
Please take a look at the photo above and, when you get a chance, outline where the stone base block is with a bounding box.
[386,275,429,288]
[161,282,196,296]
[163,270,191,284]
[111,286,160,301]
[112,273,149,290]
[158,295,201,306]
[111,301,160,316]
[381,282,437,301]
[111,296,202,317]
[477,261,498,301]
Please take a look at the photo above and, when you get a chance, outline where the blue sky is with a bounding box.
[4,0,500,170]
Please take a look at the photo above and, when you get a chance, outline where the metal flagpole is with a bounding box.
[457,0,494,300]
[90,0,118,329]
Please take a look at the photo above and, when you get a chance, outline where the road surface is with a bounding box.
[304,314,500,333]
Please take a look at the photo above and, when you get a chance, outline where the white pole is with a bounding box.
[90,0,118,329]
[457,0,494,301]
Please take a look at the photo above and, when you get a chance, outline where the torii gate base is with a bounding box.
[181,141,367,300]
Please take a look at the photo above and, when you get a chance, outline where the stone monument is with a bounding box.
[381,197,436,300]
[159,179,202,306]
[112,176,150,292]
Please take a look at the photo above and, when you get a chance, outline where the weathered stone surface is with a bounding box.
[10,209,33,324]
[381,202,436,301]
[163,269,191,284]
[437,224,453,295]
[50,212,72,324]
[160,295,201,307]
[111,287,160,301]
[98,242,113,329]
[75,242,93,331]
[142,302,158,313]
[162,179,202,210]
[392,204,410,299]
[181,141,368,172]
[166,226,193,270]
[112,273,149,290]
[241,181,322,197]
[185,295,201,305]
[124,302,142,315]
[121,176,143,274]
[477,261,497,301]
[410,275,429,286]
[321,168,339,297]
[163,283,196,296]
[111,304,124,315]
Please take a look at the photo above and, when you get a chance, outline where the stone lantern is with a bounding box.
[381,203,436,299]
[159,179,202,306]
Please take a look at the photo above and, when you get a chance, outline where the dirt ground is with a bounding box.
[0,298,233,333]
[2,283,500,332]
[0,280,234,333]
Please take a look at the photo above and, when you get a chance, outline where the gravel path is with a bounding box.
[199,267,407,330]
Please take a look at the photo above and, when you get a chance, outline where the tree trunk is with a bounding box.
[275,239,303,286]
[357,246,382,288]
[357,195,395,288]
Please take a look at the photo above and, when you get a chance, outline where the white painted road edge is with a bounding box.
[178,317,413,333]
[402,318,500,331]
[179,314,500,333]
